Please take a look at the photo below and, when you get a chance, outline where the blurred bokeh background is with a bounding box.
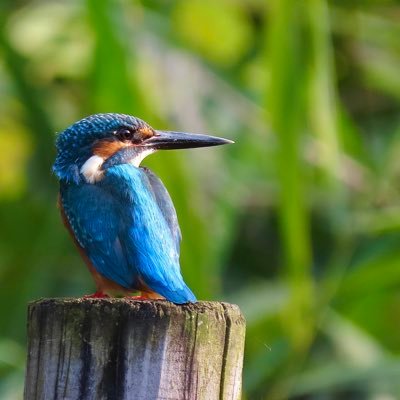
[1,0,400,398]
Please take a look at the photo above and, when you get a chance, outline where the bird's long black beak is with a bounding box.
[142,130,234,150]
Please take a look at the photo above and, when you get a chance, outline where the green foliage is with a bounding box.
[1,0,400,398]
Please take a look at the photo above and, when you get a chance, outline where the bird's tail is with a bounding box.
[167,284,197,304]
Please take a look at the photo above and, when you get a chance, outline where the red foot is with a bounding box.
[126,295,149,300]
[83,292,109,299]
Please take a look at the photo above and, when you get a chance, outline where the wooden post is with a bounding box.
[24,298,245,400]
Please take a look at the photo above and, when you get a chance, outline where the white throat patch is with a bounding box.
[130,148,155,167]
[80,155,104,184]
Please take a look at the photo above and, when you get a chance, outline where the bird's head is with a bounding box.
[53,113,233,184]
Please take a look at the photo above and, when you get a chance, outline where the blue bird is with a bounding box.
[53,113,232,304]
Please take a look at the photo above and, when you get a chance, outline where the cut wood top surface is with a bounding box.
[28,298,245,321]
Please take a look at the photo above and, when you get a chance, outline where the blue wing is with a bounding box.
[60,164,196,304]
[60,182,135,289]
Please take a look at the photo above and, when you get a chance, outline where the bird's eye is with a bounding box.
[115,128,135,141]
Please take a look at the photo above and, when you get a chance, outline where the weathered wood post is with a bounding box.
[24,298,245,400]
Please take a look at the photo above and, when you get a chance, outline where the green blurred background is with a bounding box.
[1,0,400,398]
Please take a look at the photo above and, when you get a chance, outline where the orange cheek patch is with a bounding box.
[93,140,129,158]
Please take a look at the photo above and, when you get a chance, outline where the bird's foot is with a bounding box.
[83,291,109,299]
[126,295,149,300]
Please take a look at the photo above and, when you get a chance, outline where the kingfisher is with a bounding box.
[53,113,232,304]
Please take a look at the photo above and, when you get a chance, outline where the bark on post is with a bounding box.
[24,298,245,400]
